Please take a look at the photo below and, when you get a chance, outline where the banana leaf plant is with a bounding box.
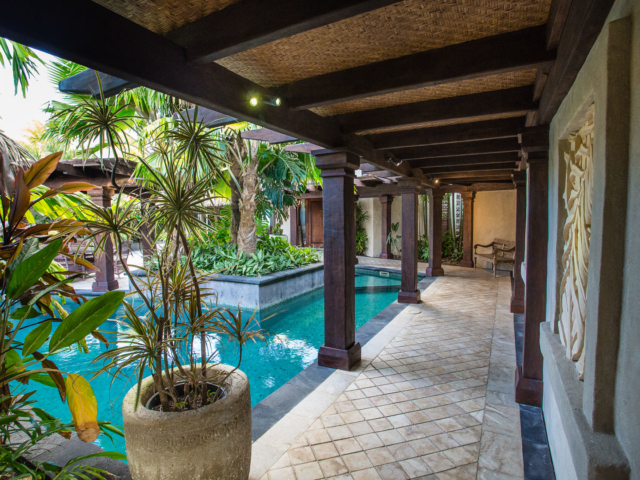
[0,149,125,477]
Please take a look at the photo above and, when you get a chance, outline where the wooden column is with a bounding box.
[379,195,394,259]
[426,189,445,276]
[511,172,527,313]
[459,192,475,268]
[398,179,421,304]
[289,204,298,245]
[316,152,361,371]
[515,153,548,406]
[90,187,119,292]
[354,195,359,264]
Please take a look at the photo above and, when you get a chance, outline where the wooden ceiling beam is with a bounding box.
[537,0,615,124]
[407,152,520,169]
[283,26,555,110]
[420,162,518,175]
[368,117,524,149]
[0,0,420,180]
[435,173,514,182]
[241,128,297,144]
[546,0,574,49]
[336,86,537,134]
[165,0,400,63]
[391,138,521,161]
[438,183,515,193]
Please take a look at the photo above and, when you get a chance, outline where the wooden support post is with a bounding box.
[459,192,475,268]
[398,179,421,303]
[289,205,299,245]
[515,153,548,406]
[511,172,527,313]
[354,195,359,264]
[316,152,361,371]
[426,189,445,276]
[90,187,119,292]
[379,195,394,259]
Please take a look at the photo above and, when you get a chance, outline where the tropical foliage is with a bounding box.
[0,38,43,98]
[0,149,125,478]
[191,235,319,277]
[355,203,369,256]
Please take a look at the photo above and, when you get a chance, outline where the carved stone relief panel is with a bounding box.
[559,104,594,379]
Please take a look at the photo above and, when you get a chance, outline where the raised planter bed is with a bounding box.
[203,263,324,310]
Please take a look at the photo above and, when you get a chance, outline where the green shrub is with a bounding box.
[418,234,429,261]
[191,235,320,277]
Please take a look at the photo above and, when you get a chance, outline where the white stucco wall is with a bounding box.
[358,198,381,258]
[472,190,517,269]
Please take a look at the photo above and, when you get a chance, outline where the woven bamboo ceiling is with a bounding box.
[1,0,611,189]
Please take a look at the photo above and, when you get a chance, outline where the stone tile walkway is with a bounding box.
[254,264,523,480]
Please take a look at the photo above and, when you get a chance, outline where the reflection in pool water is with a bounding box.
[14,272,401,455]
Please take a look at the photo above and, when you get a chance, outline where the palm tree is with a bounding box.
[222,131,316,255]
[0,38,43,97]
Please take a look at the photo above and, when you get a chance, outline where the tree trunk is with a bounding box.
[237,159,259,255]
[226,132,245,244]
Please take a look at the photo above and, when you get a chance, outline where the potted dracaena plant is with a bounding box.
[0,149,125,479]
[86,114,266,480]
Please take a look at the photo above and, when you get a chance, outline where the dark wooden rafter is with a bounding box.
[336,86,537,134]
[407,152,520,169]
[429,169,515,179]
[368,117,524,150]
[546,0,574,49]
[537,0,616,124]
[283,26,555,110]
[166,0,401,64]
[420,162,518,175]
[0,0,420,181]
[390,138,521,161]
[438,182,515,193]
[435,175,514,184]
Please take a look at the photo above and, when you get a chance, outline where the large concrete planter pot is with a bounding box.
[122,365,251,480]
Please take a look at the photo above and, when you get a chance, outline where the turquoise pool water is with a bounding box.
[13,272,400,455]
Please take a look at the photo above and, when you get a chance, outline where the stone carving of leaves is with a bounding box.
[559,105,594,380]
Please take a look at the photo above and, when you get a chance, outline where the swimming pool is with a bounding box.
[14,271,401,455]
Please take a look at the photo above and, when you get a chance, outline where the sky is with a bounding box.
[0,49,63,143]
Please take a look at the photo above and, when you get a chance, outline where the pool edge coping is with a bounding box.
[249,273,442,479]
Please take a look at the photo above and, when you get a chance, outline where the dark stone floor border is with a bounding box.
[251,271,436,441]
[513,313,557,480]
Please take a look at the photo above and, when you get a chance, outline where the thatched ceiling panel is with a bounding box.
[358,111,528,135]
[312,69,538,116]
[217,0,551,87]
[91,0,242,34]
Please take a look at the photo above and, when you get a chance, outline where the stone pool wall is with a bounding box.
[202,263,324,310]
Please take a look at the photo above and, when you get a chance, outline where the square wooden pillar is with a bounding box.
[459,192,475,268]
[515,153,548,407]
[90,187,119,292]
[379,195,394,259]
[398,179,421,304]
[511,172,527,313]
[354,195,359,265]
[426,189,445,277]
[289,204,299,245]
[316,152,361,371]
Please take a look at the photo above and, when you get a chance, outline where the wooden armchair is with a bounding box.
[473,238,515,277]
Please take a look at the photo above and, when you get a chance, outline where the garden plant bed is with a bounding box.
[202,263,324,309]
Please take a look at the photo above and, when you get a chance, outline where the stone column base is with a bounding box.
[459,260,474,268]
[318,343,361,370]
[510,296,525,313]
[92,279,120,292]
[398,289,421,304]
[515,365,542,407]
[425,267,444,277]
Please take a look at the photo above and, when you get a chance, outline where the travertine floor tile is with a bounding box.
[259,267,524,480]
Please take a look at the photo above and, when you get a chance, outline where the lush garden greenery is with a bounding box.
[0,38,323,478]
